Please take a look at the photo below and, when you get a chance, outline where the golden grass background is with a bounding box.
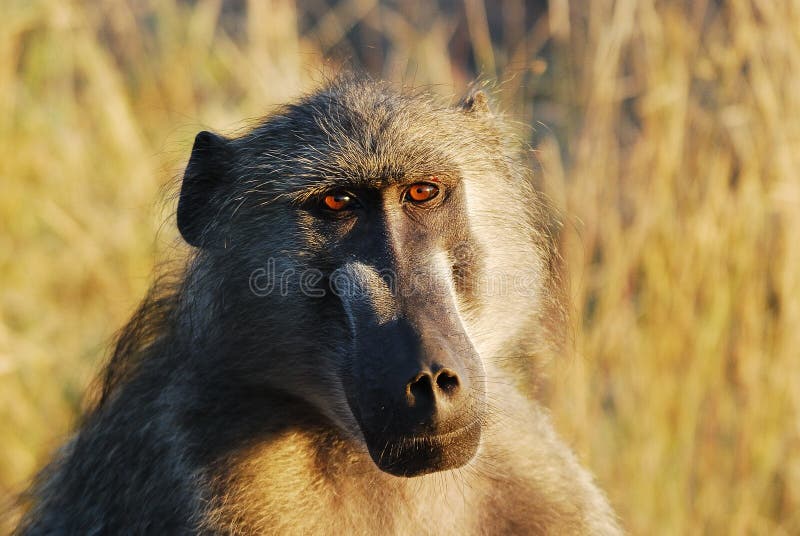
[1,1,798,533]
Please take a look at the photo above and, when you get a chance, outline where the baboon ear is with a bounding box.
[178,131,234,248]
[459,90,490,115]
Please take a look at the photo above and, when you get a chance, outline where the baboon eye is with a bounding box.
[405,183,439,203]
[323,191,358,211]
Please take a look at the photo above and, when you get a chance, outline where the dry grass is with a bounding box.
[1,1,798,534]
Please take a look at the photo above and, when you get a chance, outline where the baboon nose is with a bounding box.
[405,368,461,408]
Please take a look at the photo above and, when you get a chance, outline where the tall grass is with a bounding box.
[1,1,798,533]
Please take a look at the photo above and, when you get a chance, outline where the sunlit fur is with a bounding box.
[16,77,621,535]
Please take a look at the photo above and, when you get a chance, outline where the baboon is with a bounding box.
[16,76,621,535]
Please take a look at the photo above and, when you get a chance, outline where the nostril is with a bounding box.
[407,373,434,407]
[435,369,460,395]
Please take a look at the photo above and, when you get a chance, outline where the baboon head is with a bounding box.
[177,79,559,477]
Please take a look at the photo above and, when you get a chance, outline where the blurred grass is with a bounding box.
[1,1,798,534]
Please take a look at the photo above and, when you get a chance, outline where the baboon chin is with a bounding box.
[364,420,483,477]
[16,76,622,535]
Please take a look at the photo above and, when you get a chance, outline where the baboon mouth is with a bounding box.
[366,419,482,477]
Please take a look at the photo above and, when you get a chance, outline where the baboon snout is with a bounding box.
[339,261,485,476]
[346,319,485,477]
[350,317,480,431]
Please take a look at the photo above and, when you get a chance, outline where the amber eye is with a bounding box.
[406,183,439,203]
[323,192,355,211]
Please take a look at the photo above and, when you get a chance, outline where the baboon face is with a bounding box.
[307,174,486,477]
[176,83,531,477]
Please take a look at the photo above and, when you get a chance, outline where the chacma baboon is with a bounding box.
[16,76,621,535]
